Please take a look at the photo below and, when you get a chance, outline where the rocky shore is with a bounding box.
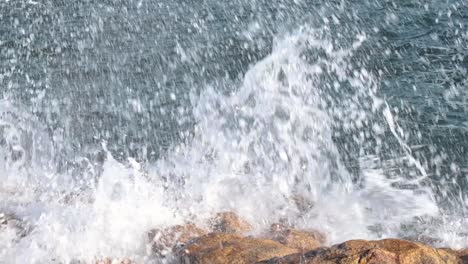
[3,211,467,263]
[103,212,467,264]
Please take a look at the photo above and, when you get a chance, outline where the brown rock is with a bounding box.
[148,223,207,255]
[269,223,325,252]
[178,232,299,264]
[260,238,461,264]
[456,249,468,263]
[209,212,253,234]
[439,248,468,263]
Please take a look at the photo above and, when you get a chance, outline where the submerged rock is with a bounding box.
[268,223,325,252]
[148,223,207,256]
[177,232,299,264]
[209,212,253,234]
[260,238,462,264]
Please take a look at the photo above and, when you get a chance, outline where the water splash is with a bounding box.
[0,26,457,263]
[153,27,439,242]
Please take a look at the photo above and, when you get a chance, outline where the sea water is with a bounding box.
[0,0,467,263]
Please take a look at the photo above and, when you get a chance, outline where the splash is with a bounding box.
[153,27,439,242]
[0,27,447,262]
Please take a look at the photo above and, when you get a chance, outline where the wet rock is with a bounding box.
[269,223,325,252]
[177,232,299,264]
[209,212,253,234]
[260,239,461,264]
[148,223,207,256]
[456,249,468,263]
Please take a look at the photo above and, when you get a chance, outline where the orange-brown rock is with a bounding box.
[177,232,299,264]
[456,249,468,263]
[209,212,253,234]
[260,238,461,264]
[149,223,207,255]
[269,223,325,252]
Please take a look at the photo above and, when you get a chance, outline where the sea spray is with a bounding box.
[153,27,438,242]
[0,26,452,263]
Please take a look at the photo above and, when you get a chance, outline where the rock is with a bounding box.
[456,249,468,263]
[260,238,461,264]
[177,232,299,264]
[148,223,207,255]
[268,223,325,252]
[209,212,253,234]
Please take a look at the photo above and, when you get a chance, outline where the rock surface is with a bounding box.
[142,212,467,264]
[456,249,468,263]
[260,239,462,264]
[178,232,299,264]
[268,223,325,252]
[209,212,253,234]
[148,223,207,255]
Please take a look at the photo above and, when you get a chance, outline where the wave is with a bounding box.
[0,26,458,263]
